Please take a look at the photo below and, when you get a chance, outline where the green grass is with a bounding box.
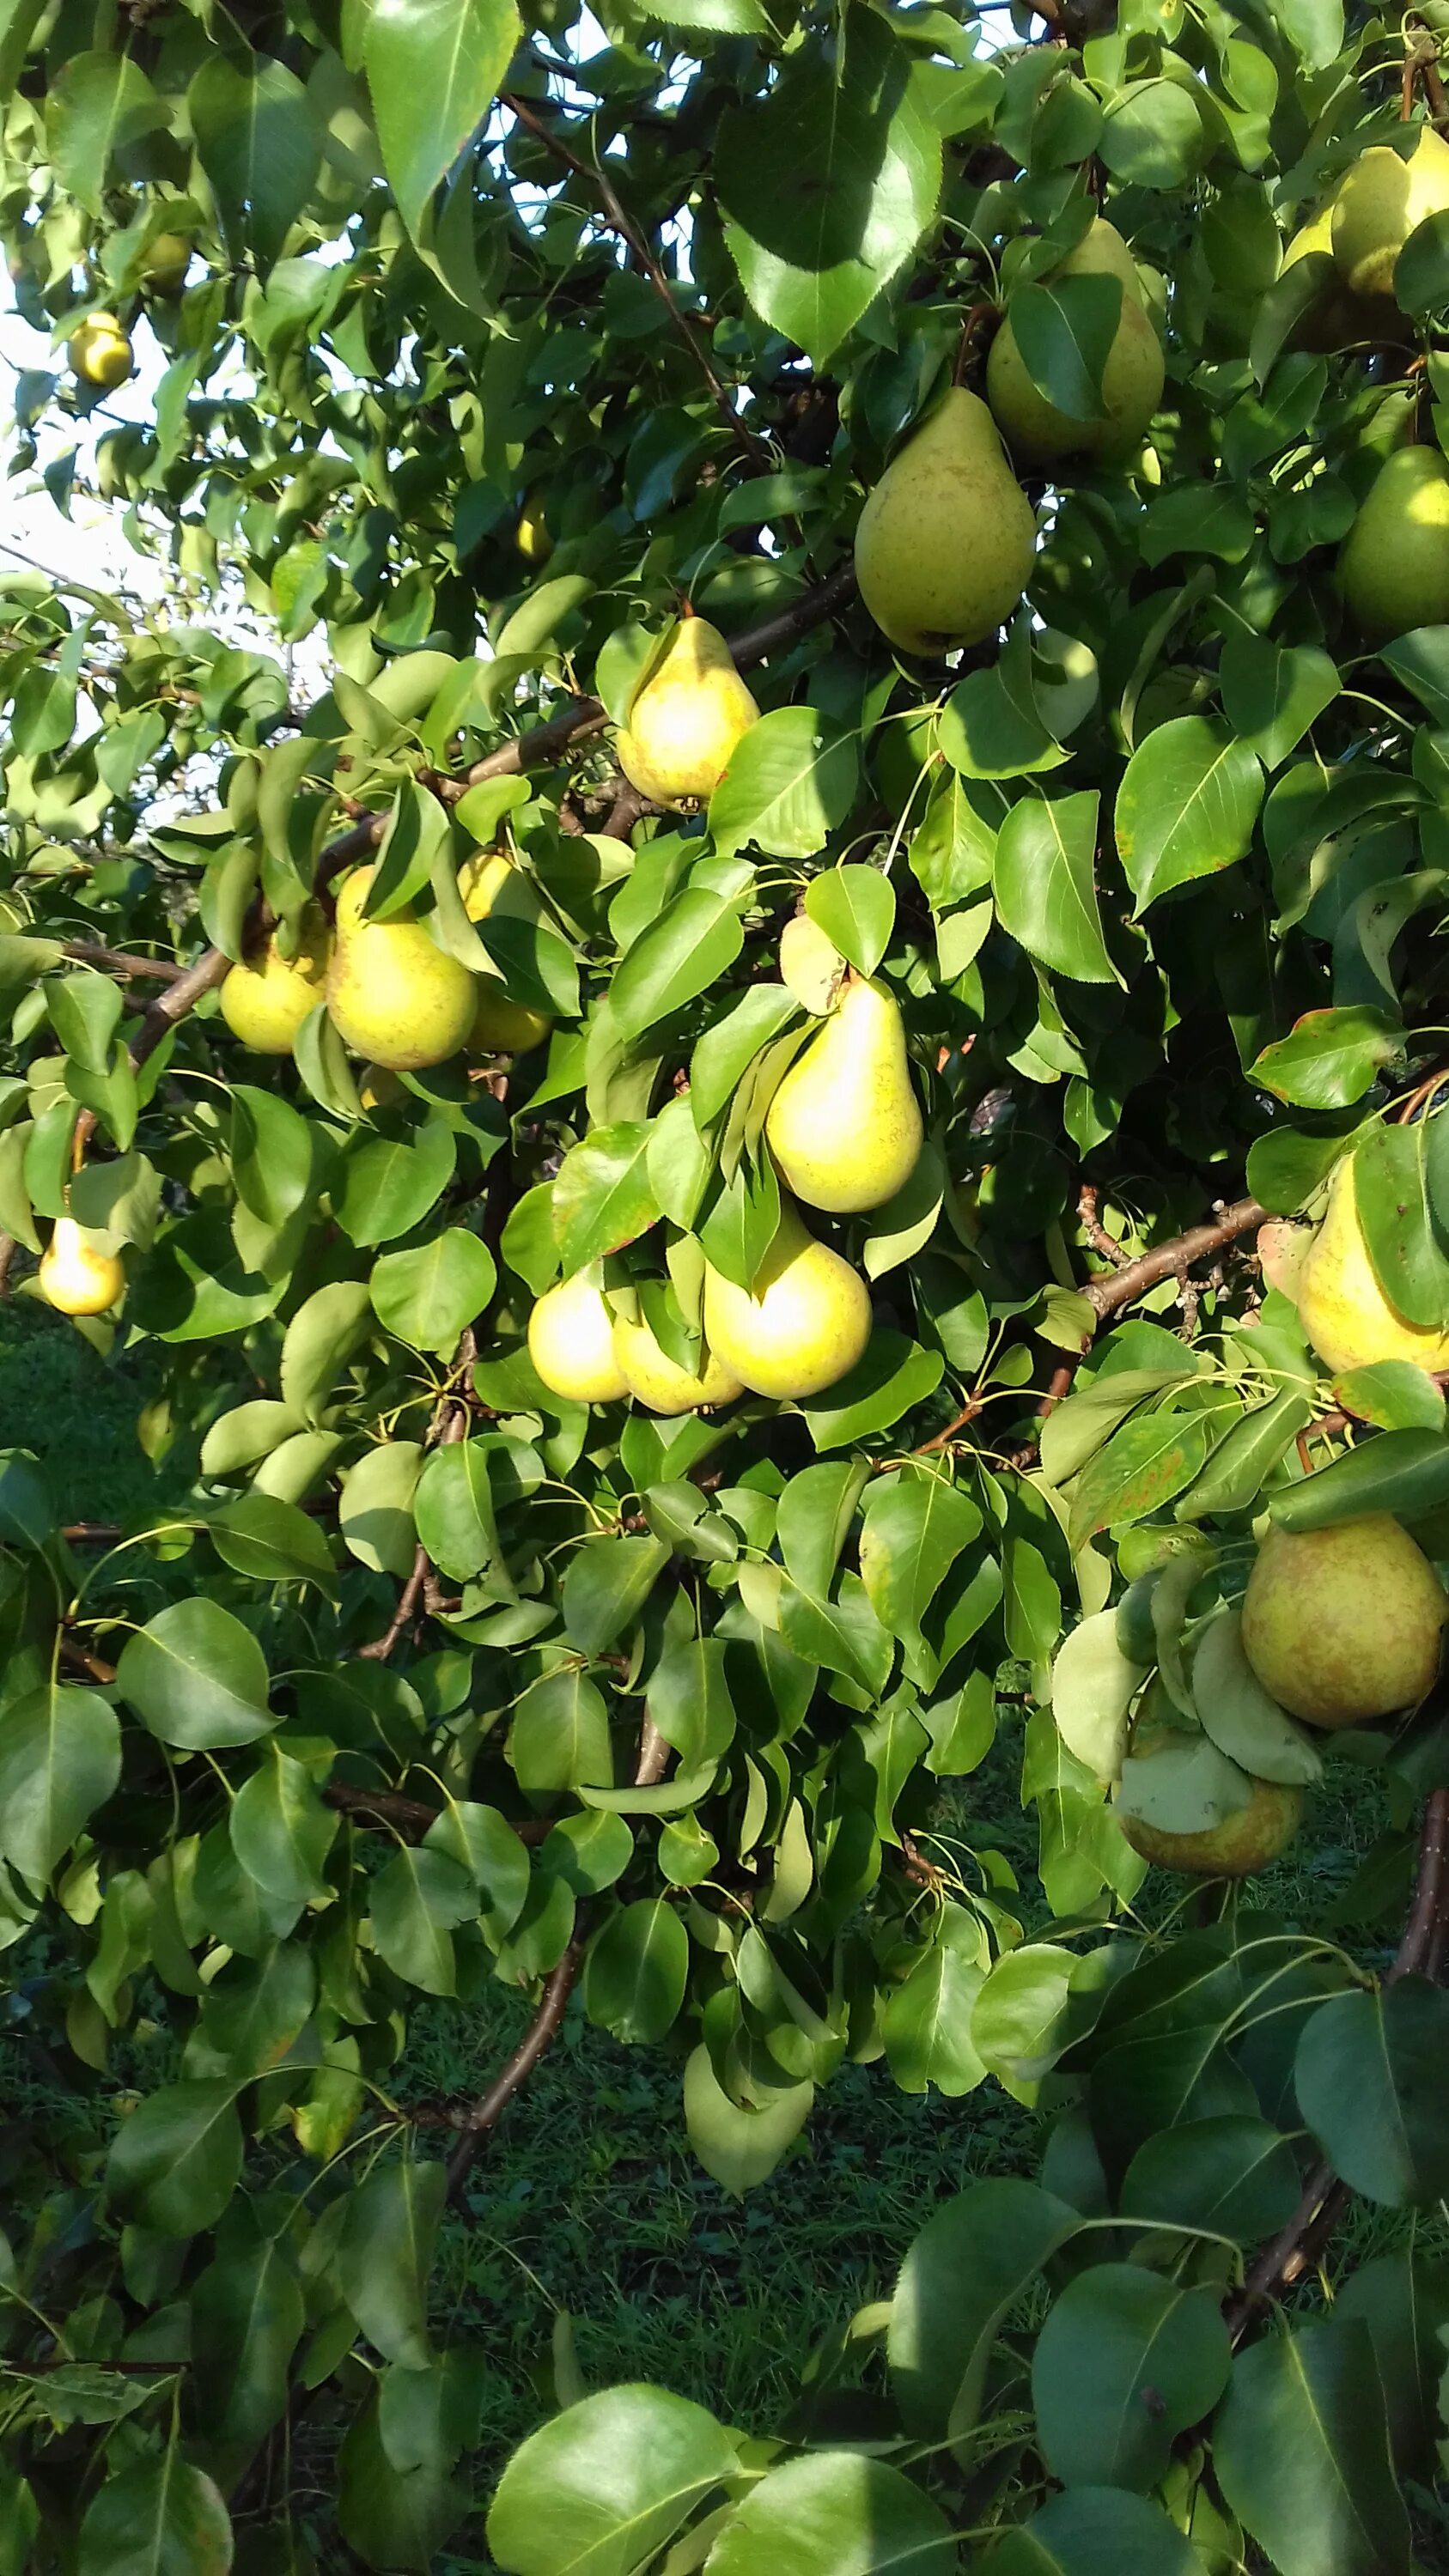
[0,1297,176,1523]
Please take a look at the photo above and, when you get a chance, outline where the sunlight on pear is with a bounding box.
[618,615,759,809]
[612,1310,743,1414]
[326,866,476,1071]
[1242,1515,1447,1728]
[39,1217,124,1316]
[854,388,1036,655]
[703,1200,872,1400]
[765,979,922,1213]
[1295,1157,1449,1372]
[219,908,332,1054]
[528,1267,630,1403]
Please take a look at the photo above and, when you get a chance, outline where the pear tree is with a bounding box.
[6,0,1449,2566]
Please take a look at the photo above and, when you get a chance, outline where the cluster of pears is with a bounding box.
[529,920,924,1412]
[218,851,551,1074]
[616,611,760,811]
[1262,1143,1449,1375]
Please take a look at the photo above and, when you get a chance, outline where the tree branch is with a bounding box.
[322,1779,552,1846]
[444,1923,588,2200]
[1083,1196,1267,1321]
[61,941,189,983]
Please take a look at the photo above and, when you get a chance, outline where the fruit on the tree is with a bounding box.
[326,866,476,1070]
[68,311,132,389]
[612,1310,744,1413]
[39,1218,124,1315]
[142,233,192,294]
[359,1065,406,1113]
[1338,447,1449,642]
[617,613,759,809]
[1120,1771,1304,1877]
[219,908,332,1054]
[1331,125,1449,298]
[1294,1155,1449,1371]
[516,499,552,564]
[1282,202,1403,352]
[703,1200,872,1400]
[1241,1515,1447,1727]
[459,851,551,1052]
[855,387,1036,654]
[779,913,845,1013]
[765,977,922,1212]
[528,1267,630,1402]
[986,221,1165,467]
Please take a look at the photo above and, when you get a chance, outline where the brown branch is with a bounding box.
[445,1923,588,2199]
[356,1542,430,1661]
[913,1400,985,1456]
[634,1721,671,1788]
[502,94,766,467]
[322,1779,551,1846]
[1083,1196,1267,1321]
[1391,1785,1449,1978]
[1078,1182,1131,1267]
[61,941,188,983]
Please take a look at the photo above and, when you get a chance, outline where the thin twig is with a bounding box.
[356,1544,431,1662]
[914,1400,984,1456]
[1083,1196,1267,1320]
[61,941,188,983]
[322,1780,551,1846]
[1078,1182,1132,1267]
[634,1721,671,1788]
[445,1925,588,2199]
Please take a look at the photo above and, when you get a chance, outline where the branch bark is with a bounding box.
[444,1923,588,2200]
[322,1779,551,1846]
[1083,1196,1267,1321]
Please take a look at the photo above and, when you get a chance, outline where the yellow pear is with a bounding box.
[68,311,132,389]
[1295,1155,1449,1372]
[528,1267,630,1403]
[617,614,759,810]
[764,978,922,1213]
[703,1200,872,1400]
[986,221,1166,469]
[1120,1769,1303,1877]
[219,908,332,1054]
[458,852,551,1052]
[1338,447,1449,643]
[1242,1516,1447,1728]
[855,387,1036,654]
[516,499,553,565]
[39,1217,124,1315]
[1332,125,1449,298]
[779,913,846,1013]
[326,866,476,1071]
[612,1310,744,1414]
[1282,202,1405,351]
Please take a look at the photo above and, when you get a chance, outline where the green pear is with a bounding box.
[1241,1515,1447,1728]
[219,905,332,1054]
[39,1216,124,1315]
[528,1267,630,1403]
[326,866,477,1071]
[854,387,1036,655]
[703,1199,872,1400]
[612,1310,743,1414]
[617,613,759,809]
[764,977,922,1213]
[1282,201,1407,352]
[1119,1753,1302,1878]
[1296,1154,1449,1372]
[986,221,1166,469]
[1338,447,1449,643]
[1332,125,1449,298]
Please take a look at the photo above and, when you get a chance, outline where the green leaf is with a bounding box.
[0,1683,120,1882]
[1115,716,1263,913]
[281,1279,376,1425]
[709,707,860,860]
[1098,79,1203,186]
[993,788,1115,983]
[488,2385,739,2576]
[583,1899,688,2044]
[1068,1409,1213,1549]
[369,1845,476,1994]
[512,1669,615,1792]
[1334,1361,1446,1433]
[611,888,746,1039]
[189,53,320,272]
[1220,633,1340,767]
[888,2178,1078,2435]
[799,1332,944,1449]
[1032,2265,1230,2491]
[45,52,170,219]
[337,2159,446,2367]
[562,1535,670,1654]
[1355,1119,1447,1331]
[336,1119,458,1248]
[366,0,521,243]
[340,1439,423,1577]
[802,867,895,977]
[230,1745,338,1905]
[984,2489,1201,2575]
[414,1440,508,1585]
[858,1470,981,1656]
[690,986,800,1127]
[1393,207,1449,314]
[646,1635,737,1765]
[209,1492,339,1591]
[1008,271,1121,422]
[1050,1612,1147,1782]
[77,2458,234,2576]
[708,2453,958,2576]
[118,1601,274,1750]
[1294,1978,1449,2206]
[882,1910,987,2098]
[1250,1005,1403,1109]
[1270,1427,1449,1531]
[714,15,941,369]
[191,2238,305,2446]
[107,2081,244,2235]
[1120,2113,1304,2243]
[1214,2317,1411,2576]
[553,1125,661,1273]
[1174,1386,1312,1517]
[682,2044,813,2194]
[1190,1608,1323,1784]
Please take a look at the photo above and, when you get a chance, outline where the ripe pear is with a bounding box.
[1338,447,1449,643]
[458,852,551,1052]
[516,499,553,565]
[1241,1515,1447,1728]
[68,311,132,389]
[617,614,759,810]
[986,221,1166,469]
[764,977,922,1213]
[703,1199,872,1400]
[219,908,332,1054]
[528,1267,630,1403]
[855,387,1036,654]
[326,866,476,1071]
[1282,202,1404,352]
[779,913,846,1013]
[612,1311,744,1414]
[1120,1767,1303,1877]
[39,1217,124,1315]
[1295,1156,1449,1373]
[1332,125,1449,298]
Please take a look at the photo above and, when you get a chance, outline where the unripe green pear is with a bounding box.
[617,614,759,809]
[39,1216,124,1315]
[142,232,192,295]
[326,866,476,1071]
[612,1311,743,1414]
[1120,1763,1303,1877]
[1295,1156,1449,1373]
[1332,125,1449,298]
[854,387,1036,655]
[220,907,332,1054]
[1282,202,1406,352]
[986,221,1165,469]
[528,1267,630,1403]
[764,977,922,1213]
[1241,1516,1447,1728]
[1338,447,1449,644]
[703,1200,872,1400]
